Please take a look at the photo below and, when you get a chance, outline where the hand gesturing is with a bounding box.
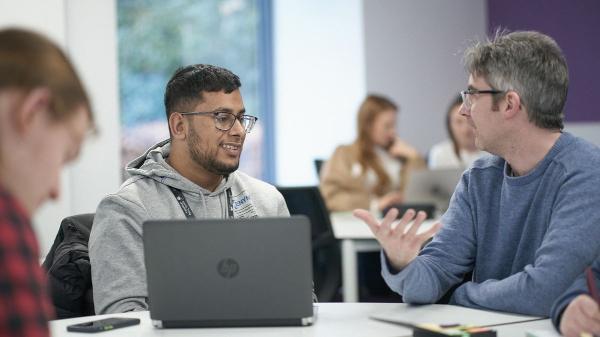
[353,208,442,271]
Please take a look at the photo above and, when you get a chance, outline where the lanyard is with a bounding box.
[225,188,234,218]
[168,186,234,219]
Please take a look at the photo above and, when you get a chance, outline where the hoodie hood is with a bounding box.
[125,139,233,196]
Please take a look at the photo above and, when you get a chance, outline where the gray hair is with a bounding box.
[463,30,568,130]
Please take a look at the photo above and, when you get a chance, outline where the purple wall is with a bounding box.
[488,0,600,122]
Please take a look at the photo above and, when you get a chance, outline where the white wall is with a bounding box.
[273,0,366,186]
[0,0,121,257]
[0,0,66,44]
[565,123,600,146]
[63,1,121,213]
[363,0,488,154]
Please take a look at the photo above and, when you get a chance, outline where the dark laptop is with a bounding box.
[404,168,464,214]
[143,216,314,328]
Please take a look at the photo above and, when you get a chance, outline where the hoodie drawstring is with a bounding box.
[199,192,208,218]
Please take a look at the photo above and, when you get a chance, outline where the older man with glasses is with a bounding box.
[89,64,289,314]
[355,30,600,317]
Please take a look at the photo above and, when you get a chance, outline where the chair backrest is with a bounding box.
[42,213,95,318]
[277,186,341,302]
[277,186,332,244]
[314,159,325,178]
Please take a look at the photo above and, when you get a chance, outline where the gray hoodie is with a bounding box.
[89,140,289,314]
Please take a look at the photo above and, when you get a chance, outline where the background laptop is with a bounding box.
[404,168,464,215]
[143,216,314,328]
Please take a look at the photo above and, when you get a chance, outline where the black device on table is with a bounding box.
[382,203,436,219]
[66,317,140,333]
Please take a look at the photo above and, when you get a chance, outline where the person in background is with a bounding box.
[0,28,93,337]
[428,95,486,169]
[319,94,424,302]
[551,257,600,337]
[355,30,600,316]
[320,94,425,214]
[89,64,289,314]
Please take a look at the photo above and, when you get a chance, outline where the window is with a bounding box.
[117,0,273,181]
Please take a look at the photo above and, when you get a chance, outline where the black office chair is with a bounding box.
[314,159,325,178]
[42,213,95,318]
[277,186,342,302]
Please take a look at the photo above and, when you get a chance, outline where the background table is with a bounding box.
[330,211,380,302]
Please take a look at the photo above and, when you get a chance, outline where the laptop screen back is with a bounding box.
[404,168,464,214]
[143,216,313,326]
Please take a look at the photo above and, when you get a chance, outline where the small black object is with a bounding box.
[66,317,140,333]
[382,203,436,219]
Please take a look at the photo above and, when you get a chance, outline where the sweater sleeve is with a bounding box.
[381,172,476,303]
[550,257,600,329]
[89,194,149,314]
[319,146,371,211]
[450,170,600,316]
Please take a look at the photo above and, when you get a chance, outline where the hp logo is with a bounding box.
[217,258,240,279]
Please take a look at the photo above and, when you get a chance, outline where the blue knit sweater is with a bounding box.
[550,255,600,328]
[382,132,600,316]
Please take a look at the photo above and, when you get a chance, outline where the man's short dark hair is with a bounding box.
[164,64,241,120]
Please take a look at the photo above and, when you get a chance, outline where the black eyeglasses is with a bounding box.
[460,88,505,110]
[179,111,258,133]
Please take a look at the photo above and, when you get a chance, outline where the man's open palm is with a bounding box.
[353,208,441,270]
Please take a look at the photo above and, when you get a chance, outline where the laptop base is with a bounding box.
[152,316,315,328]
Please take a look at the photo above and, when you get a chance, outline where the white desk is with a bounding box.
[51,303,405,337]
[330,212,436,302]
[50,303,548,337]
[494,319,560,337]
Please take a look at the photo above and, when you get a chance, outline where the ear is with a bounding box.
[169,112,188,140]
[503,91,522,120]
[14,88,52,134]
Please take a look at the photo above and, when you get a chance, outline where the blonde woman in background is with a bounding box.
[320,94,425,213]
[429,95,485,169]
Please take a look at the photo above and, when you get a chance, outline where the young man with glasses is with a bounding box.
[89,64,289,314]
[355,31,600,317]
